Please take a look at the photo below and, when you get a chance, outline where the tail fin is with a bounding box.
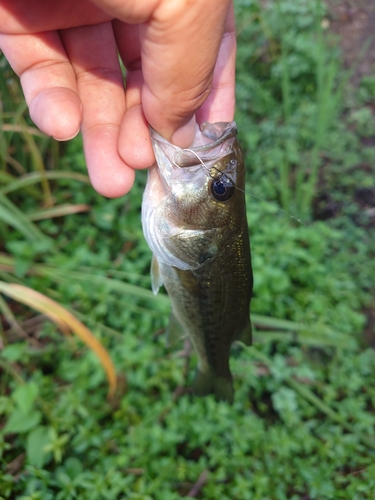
[193,367,234,404]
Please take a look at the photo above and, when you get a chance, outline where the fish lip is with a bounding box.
[192,122,237,152]
[150,122,238,169]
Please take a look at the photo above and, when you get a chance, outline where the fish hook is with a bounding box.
[173,148,228,182]
[172,150,306,226]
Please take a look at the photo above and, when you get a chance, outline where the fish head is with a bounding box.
[151,122,245,228]
[142,121,247,270]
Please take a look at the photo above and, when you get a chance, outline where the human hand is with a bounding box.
[0,0,236,197]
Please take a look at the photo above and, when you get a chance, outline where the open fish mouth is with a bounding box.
[150,122,238,170]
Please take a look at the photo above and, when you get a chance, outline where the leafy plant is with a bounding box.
[236,0,345,218]
[0,281,117,397]
[1,0,375,498]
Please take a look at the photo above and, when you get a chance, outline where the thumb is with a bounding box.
[139,0,234,147]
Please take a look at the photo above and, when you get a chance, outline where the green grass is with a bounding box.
[1,0,375,498]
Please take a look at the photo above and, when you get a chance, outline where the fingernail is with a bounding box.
[52,128,80,142]
[171,115,197,148]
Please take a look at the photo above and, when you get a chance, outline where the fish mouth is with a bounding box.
[151,122,238,169]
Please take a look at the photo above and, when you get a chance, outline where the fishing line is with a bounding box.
[234,187,305,226]
[174,148,306,226]
[173,148,222,180]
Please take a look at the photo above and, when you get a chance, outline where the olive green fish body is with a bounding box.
[142,122,253,403]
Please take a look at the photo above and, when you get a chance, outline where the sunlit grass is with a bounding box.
[0,281,117,398]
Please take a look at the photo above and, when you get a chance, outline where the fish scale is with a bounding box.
[142,121,253,403]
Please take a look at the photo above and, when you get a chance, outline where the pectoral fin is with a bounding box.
[173,267,204,297]
[236,320,252,346]
[151,255,163,295]
[161,227,220,270]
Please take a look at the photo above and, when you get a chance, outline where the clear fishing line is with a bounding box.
[174,148,306,226]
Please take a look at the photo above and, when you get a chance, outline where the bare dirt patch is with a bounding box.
[326,0,375,83]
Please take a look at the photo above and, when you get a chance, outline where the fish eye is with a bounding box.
[210,176,235,202]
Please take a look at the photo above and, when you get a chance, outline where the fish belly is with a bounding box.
[159,227,252,403]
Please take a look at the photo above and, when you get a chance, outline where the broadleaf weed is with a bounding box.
[0,2,375,498]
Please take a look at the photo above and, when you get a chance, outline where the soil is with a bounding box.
[326,0,375,83]
[314,1,375,227]
[325,1,375,346]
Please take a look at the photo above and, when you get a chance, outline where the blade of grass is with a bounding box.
[300,65,340,214]
[0,96,7,171]
[253,330,354,348]
[0,193,50,243]
[0,281,117,398]
[49,268,170,306]
[306,38,374,224]
[81,266,151,286]
[5,153,27,175]
[251,314,354,345]
[0,170,16,185]
[251,314,311,330]
[27,204,90,221]
[0,293,25,338]
[0,270,25,284]
[0,358,24,384]
[0,161,43,201]
[19,116,53,207]
[276,0,293,212]
[48,138,61,171]
[1,123,47,138]
[296,0,343,216]
[0,254,162,303]
[69,309,124,340]
[0,167,41,199]
[1,170,90,195]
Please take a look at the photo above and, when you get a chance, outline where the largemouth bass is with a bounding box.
[142,121,253,403]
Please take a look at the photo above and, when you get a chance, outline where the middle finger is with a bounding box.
[60,22,133,198]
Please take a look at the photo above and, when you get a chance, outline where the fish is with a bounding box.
[141,121,253,403]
